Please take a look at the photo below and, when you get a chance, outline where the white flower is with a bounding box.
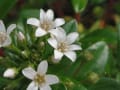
[48,28,82,62]
[27,9,65,37]
[3,68,17,79]
[0,20,16,47]
[22,60,59,90]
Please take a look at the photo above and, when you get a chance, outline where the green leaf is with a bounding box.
[0,0,17,18]
[20,9,40,19]
[63,20,78,33]
[76,41,109,80]
[81,28,117,48]
[116,72,120,83]
[116,16,120,67]
[52,83,66,90]
[72,84,87,90]
[71,0,88,13]
[89,78,120,90]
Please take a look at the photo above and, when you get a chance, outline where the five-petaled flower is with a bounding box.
[22,60,59,90]
[27,9,65,37]
[48,27,82,62]
[0,20,16,47]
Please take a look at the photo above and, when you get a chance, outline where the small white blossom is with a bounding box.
[48,28,82,62]
[3,68,17,79]
[22,60,59,90]
[0,20,16,47]
[27,9,65,37]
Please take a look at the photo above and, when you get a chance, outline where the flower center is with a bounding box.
[34,74,45,85]
[58,42,68,52]
[0,32,7,45]
[40,20,53,31]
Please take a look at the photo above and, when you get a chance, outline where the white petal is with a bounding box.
[45,74,59,85]
[40,9,46,22]
[54,18,65,27]
[37,61,48,75]
[0,20,6,32]
[49,28,66,41]
[54,50,64,60]
[2,36,11,47]
[48,38,57,49]
[7,24,16,34]
[69,44,82,51]
[40,85,51,90]
[64,51,76,62]
[22,67,36,80]
[46,9,54,20]
[35,28,47,37]
[67,32,79,44]
[27,18,39,27]
[27,81,38,90]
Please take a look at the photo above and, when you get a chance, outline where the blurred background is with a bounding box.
[1,0,120,28]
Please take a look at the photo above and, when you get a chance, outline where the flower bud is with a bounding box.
[17,31,25,41]
[3,68,17,79]
[88,72,99,84]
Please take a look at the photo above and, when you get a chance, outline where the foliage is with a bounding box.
[0,0,120,90]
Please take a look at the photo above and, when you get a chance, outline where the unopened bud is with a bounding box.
[17,32,25,41]
[84,51,93,61]
[40,41,45,47]
[88,72,99,83]
[3,68,17,79]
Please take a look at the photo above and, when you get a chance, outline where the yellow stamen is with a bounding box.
[34,74,45,85]
[58,42,68,52]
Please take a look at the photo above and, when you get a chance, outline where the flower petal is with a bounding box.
[0,20,6,32]
[7,24,16,34]
[48,38,57,49]
[40,9,46,22]
[64,51,76,62]
[2,36,11,47]
[27,81,38,90]
[54,18,65,27]
[45,74,59,85]
[49,28,66,41]
[27,18,39,27]
[22,67,36,80]
[37,61,48,75]
[67,32,79,44]
[54,50,64,60]
[46,9,54,21]
[40,85,51,90]
[35,28,47,37]
[69,44,82,51]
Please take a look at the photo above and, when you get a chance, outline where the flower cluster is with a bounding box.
[1,9,82,90]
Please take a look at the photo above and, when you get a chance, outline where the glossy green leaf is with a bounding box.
[89,78,120,90]
[0,0,17,18]
[81,28,117,48]
[72,84,87,90]
[116,72,120,83]
[71,0,88,13]
[63,20,78,33]
[76,41,109,80]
